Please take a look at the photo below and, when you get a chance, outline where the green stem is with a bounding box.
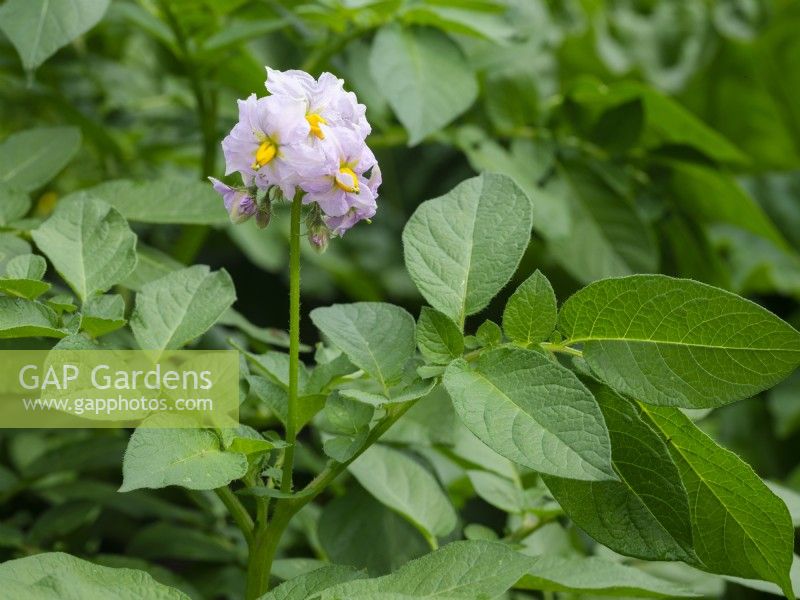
[214,486,254,547]
[539,341,583,357]
[282,193,303,494]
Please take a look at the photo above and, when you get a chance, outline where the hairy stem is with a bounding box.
[214,486,254,547]
[282,193,303,493]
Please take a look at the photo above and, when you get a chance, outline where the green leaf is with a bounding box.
[65,178,228,225]
[467,470,526,514]
[317,487,429,577]
[0,0,110,70]
[130,266,236,350]
[80,294,126,337]
[316,541,534,599]
[321,393,375,463]
[0,297,65,338]
[641,405,795,597]
[0,127,81,192]
[32,197,137,302]
[310,302,415,391]
[502,270,557,345]
[558,275,800,408]
[120,426,247,492]
[0,185,30,225]
[402,174,533,326]
[127,523,240,563]
[516,554,702,598]
[348,444,457,543]
[544,386,695,562]
[417,307,464,364]
[444,347,615,481]
[475,319,502,346]
[369,24,478,145]
[0,253,50,299]
[262,565,365,600]
[123,244,183,291]
[0,552,188,599]
[0,232,31,273]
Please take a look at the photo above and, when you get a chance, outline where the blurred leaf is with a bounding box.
[0,185,30,226]
[0,127,81,193]
[0,253,50,299]
[80,294,126,337]
[768,370,800,439]
[370,24,478,145]
[0,0,110,71]
[0,297,65,338]
[127,523,241,563]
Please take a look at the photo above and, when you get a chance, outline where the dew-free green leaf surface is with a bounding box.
[516,554,702,598]
[315,541,534,599]
[0,551,188,599]
[310,303,415,391]
[416,307,464,364]
[0,297,65,338]
[32,198,137,302]
[0,127,81,192]
[403,174,533,326]
[641,405,795,597]
[348,444,457,543]
[370,24,478,145]
[502,270,557,345]
[544,387,695,562]
[80,294,126,337]
[559,275,800,407]
[0,253,50,299]
[444,347,615,481]
[120,427,247,492]
[0,184,30,225]
[130,266,235,350]
[65,178,228,225]
[261,565,365,600]
[0,0,110,70]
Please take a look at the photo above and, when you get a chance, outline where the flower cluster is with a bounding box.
[210,68,380,248]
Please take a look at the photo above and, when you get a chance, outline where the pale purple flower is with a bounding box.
[209,178,257,224]
[266,68,371,141]
[221,93,308,196]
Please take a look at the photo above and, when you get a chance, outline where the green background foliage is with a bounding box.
[1,0,800,599]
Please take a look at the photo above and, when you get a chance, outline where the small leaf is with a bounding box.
[369,24,478,145]
[403,174,533,326]
[444,347,616,481]
[121,425,247,492]
[0,127,81,192]
[642,405,795,597]
[310,303,416,391]
[130,266,236,350]
[503,270,557,345]
[0,253,50,299]
[416,307,464,364]
[321,393,375,462]
[475,319,502,346]
[80,294,126,337]
[559,275,800,408]
[0,297,65,338]
[32,197,137,301]
[348,444,457,543]
[316,541,534,599]
[0,185,30,226]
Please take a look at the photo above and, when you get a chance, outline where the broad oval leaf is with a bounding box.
[0,0,110,71]
[316,541,534,599]
[444,347,616,481]
[130,265,236,350]
[0,551,188,599]
[543,387,695,562]
[348,444,457,543]
[502,270,557,345]
[641,405,796,597]
[559,275,800,407]
[120,426,247,492]
[32,197,137,302]
[64,178,228,225]
[403,174,533,326]
[416,307,464,364]
[0,127,81,192]
[369,24,478,145]
[310,303,415,391]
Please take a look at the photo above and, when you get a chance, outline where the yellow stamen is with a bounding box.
[252,140,277,169]
[306,113,327,139]
[335,167,359,193]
